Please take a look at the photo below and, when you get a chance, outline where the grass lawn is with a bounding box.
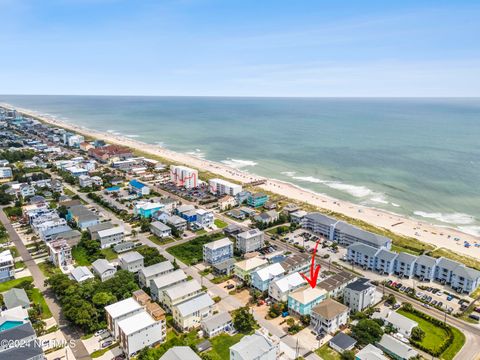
[148,234,175,246]
[29,288,53,319]
[101,247,118,261]
[91,342,119,358]
[315,343,341,360]
[38,261,61,278]
[14,261,25,269]
[9,246,19,258]
[207,334,244,360]
[195,229,207,235]
[63,188,76,196]
[0,276,33,292]
[167,232,225,265]
[391,244,421,256]
[397,309,450,354]
[214,219,228,229]
[442,327,466,360]
[72,246,91,266]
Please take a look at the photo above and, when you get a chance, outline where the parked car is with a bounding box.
[469,314,480,321]
[102,341,113,348]
[94,329,107,337]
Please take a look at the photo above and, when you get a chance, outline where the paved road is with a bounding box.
[0,209,91,360]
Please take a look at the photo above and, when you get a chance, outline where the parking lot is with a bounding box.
[385,279,467,314]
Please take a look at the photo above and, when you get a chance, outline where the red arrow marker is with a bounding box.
[300,240,321,288]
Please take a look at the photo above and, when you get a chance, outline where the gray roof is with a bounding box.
[175,293,214,317]
[336,221,391,247]
[88,222,114,234]
[159,346,201,360]
[230,333,276,360]
[376,249,398,262]
[346,278,374,292]
[201,311,232,333]
[92,259,116,275]
[150,221,171,232]
[395,252,417,264]
[415,254,438,267]
[0,322,36,342]
[378,334,418,359]
[120,251,144,263]
[114,241,135,252]
[348,242,380,258]
[329,332,357,350]
[140,261,173,278]
[437,257,461,271]
[3,288,30,309]
[304,212,337,226]
[453,265,480,281]
[167,215,187,225]
[1,341,44,360]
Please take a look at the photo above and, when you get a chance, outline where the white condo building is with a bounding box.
[209,178,242,196]
[170,165,198,189]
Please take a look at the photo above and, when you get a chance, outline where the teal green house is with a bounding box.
[247,193,269,208]
[288,287,327,316]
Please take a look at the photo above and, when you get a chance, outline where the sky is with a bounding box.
[1,0,479,97]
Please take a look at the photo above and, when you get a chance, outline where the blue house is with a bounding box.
[203,238,234,265]
[347,243,380,270]
[247,193,269,208]
[134,201,164,218]
[374,249,398,275]
[251,263,285,292]
[434,257,460,284]
[394,253,417,278]
[450,266,480,294]
[128,179,150,197]
[413,255,439,281]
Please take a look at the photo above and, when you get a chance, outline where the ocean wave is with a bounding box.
[370,195,389,205]
[125,134,140,138]
[325,182,373,198]
[221,158,258,168]
[187,149,206,159]
[391,203,401,207]
[291,176,326,184]
[413,211,475,225]
[281,171,297,177]
[457,226,480,237]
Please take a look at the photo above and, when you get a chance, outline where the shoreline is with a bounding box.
[3,102,480,259]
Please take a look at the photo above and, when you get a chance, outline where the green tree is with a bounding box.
[351,319,384,346]
[233,307,257,334]
[137,247,166,267]
[386,293,396,305]
[411,326,425,341]
[92,292,117,307]
[341,350,355,360]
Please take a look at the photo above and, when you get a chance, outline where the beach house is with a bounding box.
[230,330,279,360]
[134,201,163,218]
[119,251,144,273]
[163,279,203,312]
[247,192,269,208]
[236,228,265,253]
[311,298,349,335]
[269,272,307,302]
[201,312,233,338]
[92,259,117,281]
[138,261,174,288]
[233,257,268,284]
[413,254,439,281]
[150,221,172,238]
[343,278,376,312]
[172,293,215,331]
[0,250,15,283]
[251,263,286,292]
[203,237,234,265]
[128,179,150,196]
[287,286,327,316]
[150,269,188,302]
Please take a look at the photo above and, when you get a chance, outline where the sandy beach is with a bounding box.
[5,103,480,259]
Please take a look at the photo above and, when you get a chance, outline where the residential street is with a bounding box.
[0,208,91,360]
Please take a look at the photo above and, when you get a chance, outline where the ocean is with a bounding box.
[2,95,479,235]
